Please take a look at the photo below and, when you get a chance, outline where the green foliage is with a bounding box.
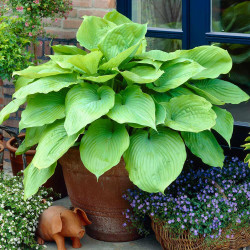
[0,16,32,81]
[0,172,56,249]
[242,133,250,167]
[0,10,249,198]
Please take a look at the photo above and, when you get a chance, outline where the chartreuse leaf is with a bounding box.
[65,83,115,135]
[155,102,166,125]
[186,82,224,105]
[147,59,204,92]
[99,42,141,71]
[123,59,163,71]
[0,98,26,125]
[82,74,117,83]
[52,44,87,55]
[24,162,57,199]
[76,16,116,50]
[99,23,147,60]
[181,131,224,167]
[19,89,67,130]
[135,50,181,61]
[16,126,47,155]
[13,61,72,78]
[49,55,75,69]
[163,95,216,132]
[108,86,156,129]
[124,128,186,193]
[152,92,172,103]
[168,86,195,97]
[104,10,133,25]
[32,120,81,169]
[179,46,232,79]
[189,79,250,104]
[121,65,164,84]
[15,77,34,91]
[212,106,234,146]
[68,51,103,75]
[80,119,129,179]
[13,74,78,99]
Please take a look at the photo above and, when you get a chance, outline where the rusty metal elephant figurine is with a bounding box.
[36,206,91,250]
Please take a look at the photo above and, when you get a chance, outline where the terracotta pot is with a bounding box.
[0,142,4,171]
[6,135,68,198]
[59,147,140,242]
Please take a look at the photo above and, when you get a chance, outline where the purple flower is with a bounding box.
[181,225,185,229]
[122,223,127,227]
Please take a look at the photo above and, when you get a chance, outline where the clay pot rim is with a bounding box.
[6,134,36,155]
[0,143,4,153]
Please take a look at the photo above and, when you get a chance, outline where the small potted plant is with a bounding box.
[0,171,57,249]
[0,10,249,241]
[242,133,250,167]
[123,157,250,249]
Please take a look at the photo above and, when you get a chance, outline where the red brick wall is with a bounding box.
[45,0,116,39]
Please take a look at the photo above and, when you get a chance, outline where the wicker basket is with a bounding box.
[151,217,250,250]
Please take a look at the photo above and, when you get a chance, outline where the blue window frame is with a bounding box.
[117,0,250,49]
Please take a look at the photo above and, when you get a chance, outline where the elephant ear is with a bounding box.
[73,208,92,226]
[51,213,63,235]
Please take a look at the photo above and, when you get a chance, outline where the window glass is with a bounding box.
[132,0,182,29]
[146,37,182,52]
[212,0,250,33]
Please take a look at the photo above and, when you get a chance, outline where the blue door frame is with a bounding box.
[117,0,250,49]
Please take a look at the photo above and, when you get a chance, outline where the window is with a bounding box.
[117,0,250,124]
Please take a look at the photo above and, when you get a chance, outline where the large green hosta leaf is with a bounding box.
[181,131,224,167]
[99,23,147,60]
[65,83,115,135]
[80,119,129,179]
[189,79,249,104]
[121,65,164,84]
[147,59,204,92]
[108,86,156,129]
[23,162,57,199]
[179,46,232,79]
[19,89,67,130]
[123,59,163,71]
[16,125,47,155]
[82,74,117,83]
[49,55,75,69]
[15,77,34,91]
[99,42,141,71]
[104,10,133,25]
[168,86,195,97]
[76,16,116,50]
[124,128,186,193]
[163,95,216,132]
[13,74,78,99]
[155,102,166,125]
[135,50,181,61]
[13,61,72,78]
[68,51,103,75]
[0,98,26,125]
[212,106,234,146]
[32,120,81,169]
[52,44,87,55]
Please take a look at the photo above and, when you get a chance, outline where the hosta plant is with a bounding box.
[0,10,249,199]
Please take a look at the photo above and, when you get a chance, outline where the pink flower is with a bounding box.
[39,41,43,46]
[25,22,29,27]
[33,0,39,3]
[55,18,58,22]
[16,6,24,12]
[32,25,35,28]
[29,32,33,37]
